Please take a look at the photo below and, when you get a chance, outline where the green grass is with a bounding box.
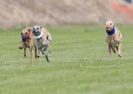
[0,25,133,94]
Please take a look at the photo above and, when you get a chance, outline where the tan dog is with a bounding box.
[19,27,35,63]
[32,25,52,62]
[105,20,123,57]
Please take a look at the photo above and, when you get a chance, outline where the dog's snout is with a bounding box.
[106,27,112,31]
[22,34,30,42]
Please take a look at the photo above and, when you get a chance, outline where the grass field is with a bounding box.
[0,25,133,94]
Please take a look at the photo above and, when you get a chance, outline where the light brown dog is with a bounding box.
[105,20,123,57]
[32,25,52,62]
[19,27,36,63]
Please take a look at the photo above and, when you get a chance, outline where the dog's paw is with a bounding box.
[118,54,122,58]
[112,49,116,53]
[19,46,23,49]
[35,55,40,58]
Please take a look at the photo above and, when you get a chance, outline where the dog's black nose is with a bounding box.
[22,34,29,42]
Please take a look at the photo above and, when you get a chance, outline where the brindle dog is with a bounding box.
[19,27,36,63]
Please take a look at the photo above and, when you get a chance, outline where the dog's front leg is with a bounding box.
[24,48,26,58]
[117,43,122,57]
[41,45,49,62]
[35,47,40,58]
[19,37,23,49]
[29,47,33,64]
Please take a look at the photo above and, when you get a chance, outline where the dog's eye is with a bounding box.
[28,29,31,32]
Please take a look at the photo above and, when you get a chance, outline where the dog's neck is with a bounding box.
[106,27,115,36]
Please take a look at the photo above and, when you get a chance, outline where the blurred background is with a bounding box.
[0,0,133,28]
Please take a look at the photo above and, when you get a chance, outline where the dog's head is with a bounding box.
[21,27,32,42]
[105,20,114,31]
[32,25,42,37]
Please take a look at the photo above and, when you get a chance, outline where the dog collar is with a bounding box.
[106,27,115,36]
[34,31,43,39]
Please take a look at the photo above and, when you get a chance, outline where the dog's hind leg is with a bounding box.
[40,48,49,63]
[45,55,49,63]
[110,43,116,53]
[108,43,112,57]
[44,49,49,63]
[116,45,118,52]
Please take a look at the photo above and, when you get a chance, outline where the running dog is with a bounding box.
[32,25,52,62]
[105,20,123,57]
[19,27,35,63]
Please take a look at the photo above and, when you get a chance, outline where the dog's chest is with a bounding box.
[35,38,47,48]
[23,41,30,48]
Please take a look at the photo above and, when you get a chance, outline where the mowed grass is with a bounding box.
[0,25,133,94]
